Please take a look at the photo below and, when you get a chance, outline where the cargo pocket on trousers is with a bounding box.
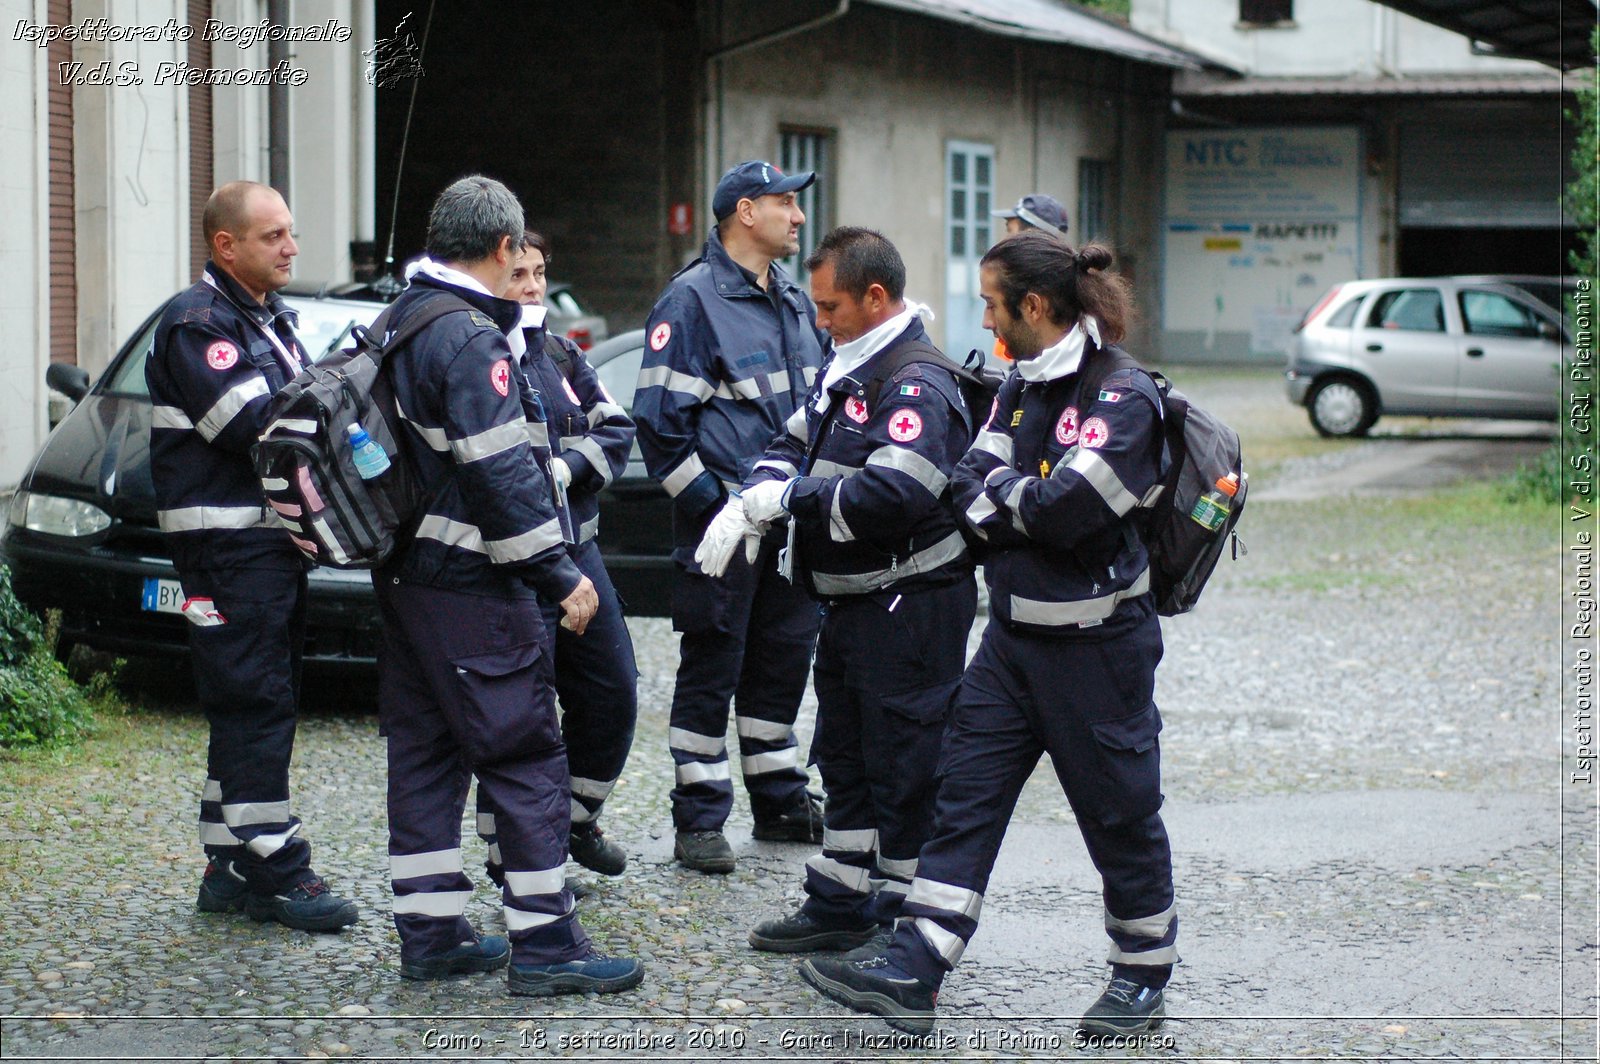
[450,640,557,764]
[670,563,734,635]
[1084,703,1164,827]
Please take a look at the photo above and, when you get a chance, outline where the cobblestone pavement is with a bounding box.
[1,374,1593,1062]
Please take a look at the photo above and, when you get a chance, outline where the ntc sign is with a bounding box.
[1184,138,1249,166]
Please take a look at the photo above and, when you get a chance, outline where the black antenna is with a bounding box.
[377,0,437,294]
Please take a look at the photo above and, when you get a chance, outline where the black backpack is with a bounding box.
[1076,345,1247,616]
[860,340,1004,442]
[251,293,468,569]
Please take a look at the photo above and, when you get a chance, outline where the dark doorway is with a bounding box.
[1399,227,1579,278]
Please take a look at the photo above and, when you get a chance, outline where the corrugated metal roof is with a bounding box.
[864,0,1207,69]
[1369,0,1598,71]
[1174,70,1574,96]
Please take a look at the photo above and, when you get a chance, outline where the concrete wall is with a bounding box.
[1130,0,1550,78]
[0,0,51,485]
[713,5,1171,354]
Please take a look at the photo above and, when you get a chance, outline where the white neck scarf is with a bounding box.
[819,301,934,400]
[1015,316,1101,383]
[506,304,548,359]
[403,255,495,298]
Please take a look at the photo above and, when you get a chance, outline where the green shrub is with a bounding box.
[0,565,96,749]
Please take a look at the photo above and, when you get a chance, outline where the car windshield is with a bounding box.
[99,297,383,399]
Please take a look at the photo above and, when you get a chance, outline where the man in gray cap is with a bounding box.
[992,193,1070,237]
[633,160,830,874]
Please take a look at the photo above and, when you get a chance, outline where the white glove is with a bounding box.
[549,457,572,491]
[741,478,792,526]
[693,495,763,578]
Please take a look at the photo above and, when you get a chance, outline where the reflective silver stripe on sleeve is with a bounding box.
[197,377,270,441]
[805,855,873,894]
[414,514,487,554]
[576,514,599,544]
[823,827,878,854]
[675,760,731,785]
[662,452,708,498]
[570,776,616,802]
[866,445,948,497]
[504,900,573,931]
[877,878,910,896]
[828,483,855,544]
[1009,568,1151,627]
[158,505,272,532]
[963,492,998,537]
[877,855,918,880]
[1004,475,1033,535]
[735,716,793,742]
[742,747,799,775]
[451,420,527,464]
[812,458,861,480]
[392,890,472,917]
[809,530,968,596]
[906,877,984,921]
[1105,902,1175,938]
[504,866,566,896]
[152,405,194,430]
[767,370,793,396]
[669,727,726,757]
[784,405,809,441]
[1108,943,1180,965]
[637,365,714,401]
[972,429,1014,466]
[569,437,613,486]
[752,458,799,479]
[390,847,463,881]
[1068,448,1139,516]
[397,397,450,453]
[587,401,626,428]
[524,420,551,449]
[220,801,290,828]
[713,377,763,401]
[486,518,564,564]
[911,916,968,966]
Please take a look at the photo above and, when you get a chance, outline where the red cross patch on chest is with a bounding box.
[844,396,870,424]
[1055,405,1080,446]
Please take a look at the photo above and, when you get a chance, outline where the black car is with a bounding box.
[1,299,668,667]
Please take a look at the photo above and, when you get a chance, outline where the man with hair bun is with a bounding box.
[802,230,1178,1039]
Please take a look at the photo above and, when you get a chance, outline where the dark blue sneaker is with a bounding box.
[1078,976,1166,1036]
[245,874,359,932]
[196,859,249,914]
[799,954,938,1034]
[507,954,644,996]
[400,935,510,981]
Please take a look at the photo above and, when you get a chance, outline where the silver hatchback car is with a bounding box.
[1285,277,1570,436]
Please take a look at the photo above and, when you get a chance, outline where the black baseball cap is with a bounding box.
[712,160,816,221]
[993,193,1069,233]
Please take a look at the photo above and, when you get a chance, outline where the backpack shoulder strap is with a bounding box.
[862,339,976,410]
[541,332,578,383]
[364,291,475,363]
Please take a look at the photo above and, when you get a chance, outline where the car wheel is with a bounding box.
[1308,378,1376,437]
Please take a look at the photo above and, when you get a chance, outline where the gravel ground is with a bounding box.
[1,371,1591,1062]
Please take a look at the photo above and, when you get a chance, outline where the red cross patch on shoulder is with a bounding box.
[490,359,512,397]
[887,408,923,442]
[1080,417,1111,449]
[205,340,239,371]
[649,322,672,351]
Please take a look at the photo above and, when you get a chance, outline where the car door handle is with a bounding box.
[1465,347,1485,358]
[1365,343,1382,352]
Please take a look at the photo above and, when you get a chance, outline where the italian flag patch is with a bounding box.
[1098,389,1122,403]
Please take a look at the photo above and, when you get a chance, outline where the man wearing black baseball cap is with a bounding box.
[633,160,830,874]
[992,193,1070,236]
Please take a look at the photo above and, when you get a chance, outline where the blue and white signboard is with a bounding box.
[1163,127,1363,359]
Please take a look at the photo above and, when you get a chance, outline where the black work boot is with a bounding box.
[752,790,824,843]
[748,908,879,953]
[674,830,735,874]
[196,859,250,914]
[799,953,938,1035]
[400,935,510,981]
[245,873,359,932]
[1078,975,1166,1036]
[568,822,626,876]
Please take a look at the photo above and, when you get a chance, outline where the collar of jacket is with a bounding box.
[407,272,523,333]
[825,318,930,400]
[203,259,299,329]
[702,227,795,301]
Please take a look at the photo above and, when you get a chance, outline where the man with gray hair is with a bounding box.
[372,175,643,996]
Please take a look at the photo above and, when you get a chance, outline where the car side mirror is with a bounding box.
[45,362,91,402]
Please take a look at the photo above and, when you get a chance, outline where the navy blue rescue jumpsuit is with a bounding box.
[146,262,316,895]
[374,274,593,968]
[885,334,1180,991]
[633,229,827,832]
[745,320,977,923]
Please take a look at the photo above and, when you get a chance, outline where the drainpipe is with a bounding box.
[268,0,290,197]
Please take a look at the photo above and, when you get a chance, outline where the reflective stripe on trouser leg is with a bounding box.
[548,541,638,825]
[667,548,750,832]
[734,536,820,819]
[1082,811,1178,968]
[185,565,312,894]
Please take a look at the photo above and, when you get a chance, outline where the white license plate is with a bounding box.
[140,577,186,614]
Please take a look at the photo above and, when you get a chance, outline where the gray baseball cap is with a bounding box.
[992,193,1069,233]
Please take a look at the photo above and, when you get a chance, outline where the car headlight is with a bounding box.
[11,491,112,537]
